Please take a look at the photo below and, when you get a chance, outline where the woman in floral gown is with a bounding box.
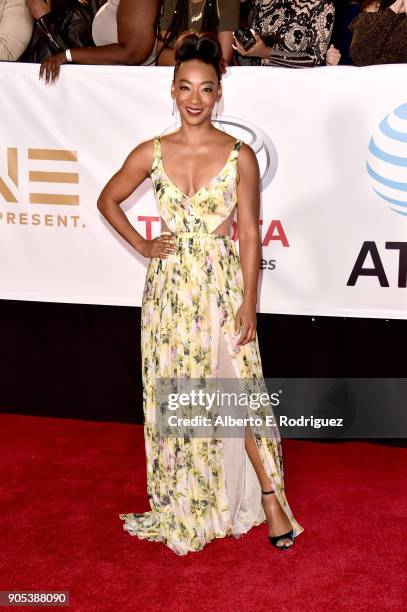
[97,32,303,555]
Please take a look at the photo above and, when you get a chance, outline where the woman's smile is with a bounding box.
[185,106,204,116]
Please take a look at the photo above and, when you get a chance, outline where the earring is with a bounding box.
[215,102,219,119]
[172,99,178,127]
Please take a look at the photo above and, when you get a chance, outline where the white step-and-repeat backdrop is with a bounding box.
[0,63,406,318]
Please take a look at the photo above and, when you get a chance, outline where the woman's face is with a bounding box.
[171,59,221,126]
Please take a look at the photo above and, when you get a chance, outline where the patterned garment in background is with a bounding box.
[239,0,335,67]
[119,136,304,555]
[349,8,407,66]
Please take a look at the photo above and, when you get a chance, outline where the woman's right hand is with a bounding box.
[232,30,270,60]
[138,233,177,259]
[326,44,341,66]
[39,52,67,84]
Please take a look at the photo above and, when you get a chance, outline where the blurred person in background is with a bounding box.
[0,0,33,60]
[91,0,157,63]
[239,0,253,25]
[233,0,335,67]
[36,0,160,83]
[349,0,407,65]
[156,0,240,66]
[86,0,105,19]
[20,0,93,63]
[327,0,361,65]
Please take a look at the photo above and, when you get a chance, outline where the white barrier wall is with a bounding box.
[0,62,406,318]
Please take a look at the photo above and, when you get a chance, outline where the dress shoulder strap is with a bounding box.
[229,138,244,166]
[235,138,244,152]
[151,135,161,175]
[233,138,243,155]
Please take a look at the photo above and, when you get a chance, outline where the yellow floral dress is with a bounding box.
[119,135,304,555]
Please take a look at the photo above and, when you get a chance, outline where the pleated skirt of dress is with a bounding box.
[119,233,304,555]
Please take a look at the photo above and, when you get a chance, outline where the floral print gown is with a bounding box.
[119,136,304,555]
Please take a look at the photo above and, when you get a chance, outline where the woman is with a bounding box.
[37,0,159,84]
[234,0,335,67]
[0,0,33,61]
[20,0,92,63]
[156,0,240,66]
[349,0,407,65]
[97,32,304,556]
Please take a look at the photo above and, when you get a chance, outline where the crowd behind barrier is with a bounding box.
[0,0,406,76]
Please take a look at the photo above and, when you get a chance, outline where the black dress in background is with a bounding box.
[19,0,106,63]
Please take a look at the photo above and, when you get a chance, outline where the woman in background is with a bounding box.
[349,0,407,65]
[0,0,33,60]
[157,0,240,66]
[234,0,335,67]
[20,0,92,63]
[37,0,159,83]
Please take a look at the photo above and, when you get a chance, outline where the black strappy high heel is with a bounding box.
[261,490,294,550]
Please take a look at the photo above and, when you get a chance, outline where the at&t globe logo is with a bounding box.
[212,117,278,190]
[367,102,407,217]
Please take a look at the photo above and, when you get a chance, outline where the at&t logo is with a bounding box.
[367,102,407,217]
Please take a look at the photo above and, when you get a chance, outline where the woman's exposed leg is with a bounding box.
[217,312,294,548]
[216,321,263,535]
[245,427,294,547]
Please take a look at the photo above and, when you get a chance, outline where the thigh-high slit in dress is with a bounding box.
[119,136,304,555]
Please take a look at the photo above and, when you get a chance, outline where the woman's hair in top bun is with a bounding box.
[174,32,222,81]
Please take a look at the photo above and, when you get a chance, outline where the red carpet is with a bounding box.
[0,413,405,611]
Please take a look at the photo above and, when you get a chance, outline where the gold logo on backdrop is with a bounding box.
[0,147,18,202]
[0,148,82,228]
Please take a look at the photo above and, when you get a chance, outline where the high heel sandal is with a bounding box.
[261,490,294,550]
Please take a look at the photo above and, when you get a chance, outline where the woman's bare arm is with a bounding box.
[97,141,152,253]
[74,0,158,64]
[234,144,261,345]
[97,141,177,259]
[218,31,235,65]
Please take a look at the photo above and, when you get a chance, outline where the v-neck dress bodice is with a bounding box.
[151,136,242,235]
